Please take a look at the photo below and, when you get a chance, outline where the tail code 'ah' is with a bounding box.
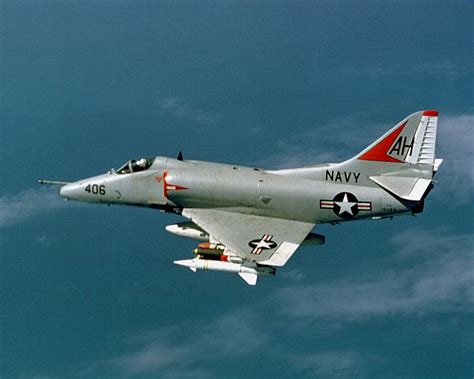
[356,110,438,166]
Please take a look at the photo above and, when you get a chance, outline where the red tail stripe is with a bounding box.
[358,121,407,163]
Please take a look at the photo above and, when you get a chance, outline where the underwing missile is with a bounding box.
[173,258,275,285]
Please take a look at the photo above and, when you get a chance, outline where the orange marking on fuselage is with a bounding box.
[161,170,189,199]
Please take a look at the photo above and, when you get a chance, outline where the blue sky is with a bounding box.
[1,1,473,377]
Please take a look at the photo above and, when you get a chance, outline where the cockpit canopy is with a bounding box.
[116,157,154,174]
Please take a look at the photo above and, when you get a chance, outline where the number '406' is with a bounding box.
[85,184,106,195]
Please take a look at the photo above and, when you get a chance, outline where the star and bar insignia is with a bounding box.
[248,234,277,255]
[320,192,371,219]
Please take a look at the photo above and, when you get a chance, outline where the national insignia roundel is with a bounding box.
[320,192,372,219]
[248,234,277,255]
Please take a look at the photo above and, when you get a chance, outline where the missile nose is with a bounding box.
[173,259,197,272]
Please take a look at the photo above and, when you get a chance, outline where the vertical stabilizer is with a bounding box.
[356,110,438,165]
[324,110,441,201]
[273,110,442,202]
[407,110,438,166]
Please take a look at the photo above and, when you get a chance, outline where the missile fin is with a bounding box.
[239,272,258,286]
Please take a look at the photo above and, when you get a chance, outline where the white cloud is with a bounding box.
[261,114,385,169]
[281,268,306,282]
[112,310,268,375]
[0,187,69,229]
[275,229,473,321]
[159,97,220,124]
[96,230,471,377]
[435,114,474,205]
[292,350,367,377]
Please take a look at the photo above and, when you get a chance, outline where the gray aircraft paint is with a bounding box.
[59,157,407,224]
[50,110,441,284]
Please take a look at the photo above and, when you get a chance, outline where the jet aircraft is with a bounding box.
[40,110,442,285]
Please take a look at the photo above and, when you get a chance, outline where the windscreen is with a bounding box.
[116,158,153,174]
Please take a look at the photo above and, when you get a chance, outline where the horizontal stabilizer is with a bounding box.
[370,176,432,202]
[434,158,443,174]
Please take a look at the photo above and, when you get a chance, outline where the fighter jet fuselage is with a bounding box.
[43,110,442,285]
[59,157,411,225]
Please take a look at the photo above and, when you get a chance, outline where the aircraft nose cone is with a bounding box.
[59,183,76,199]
